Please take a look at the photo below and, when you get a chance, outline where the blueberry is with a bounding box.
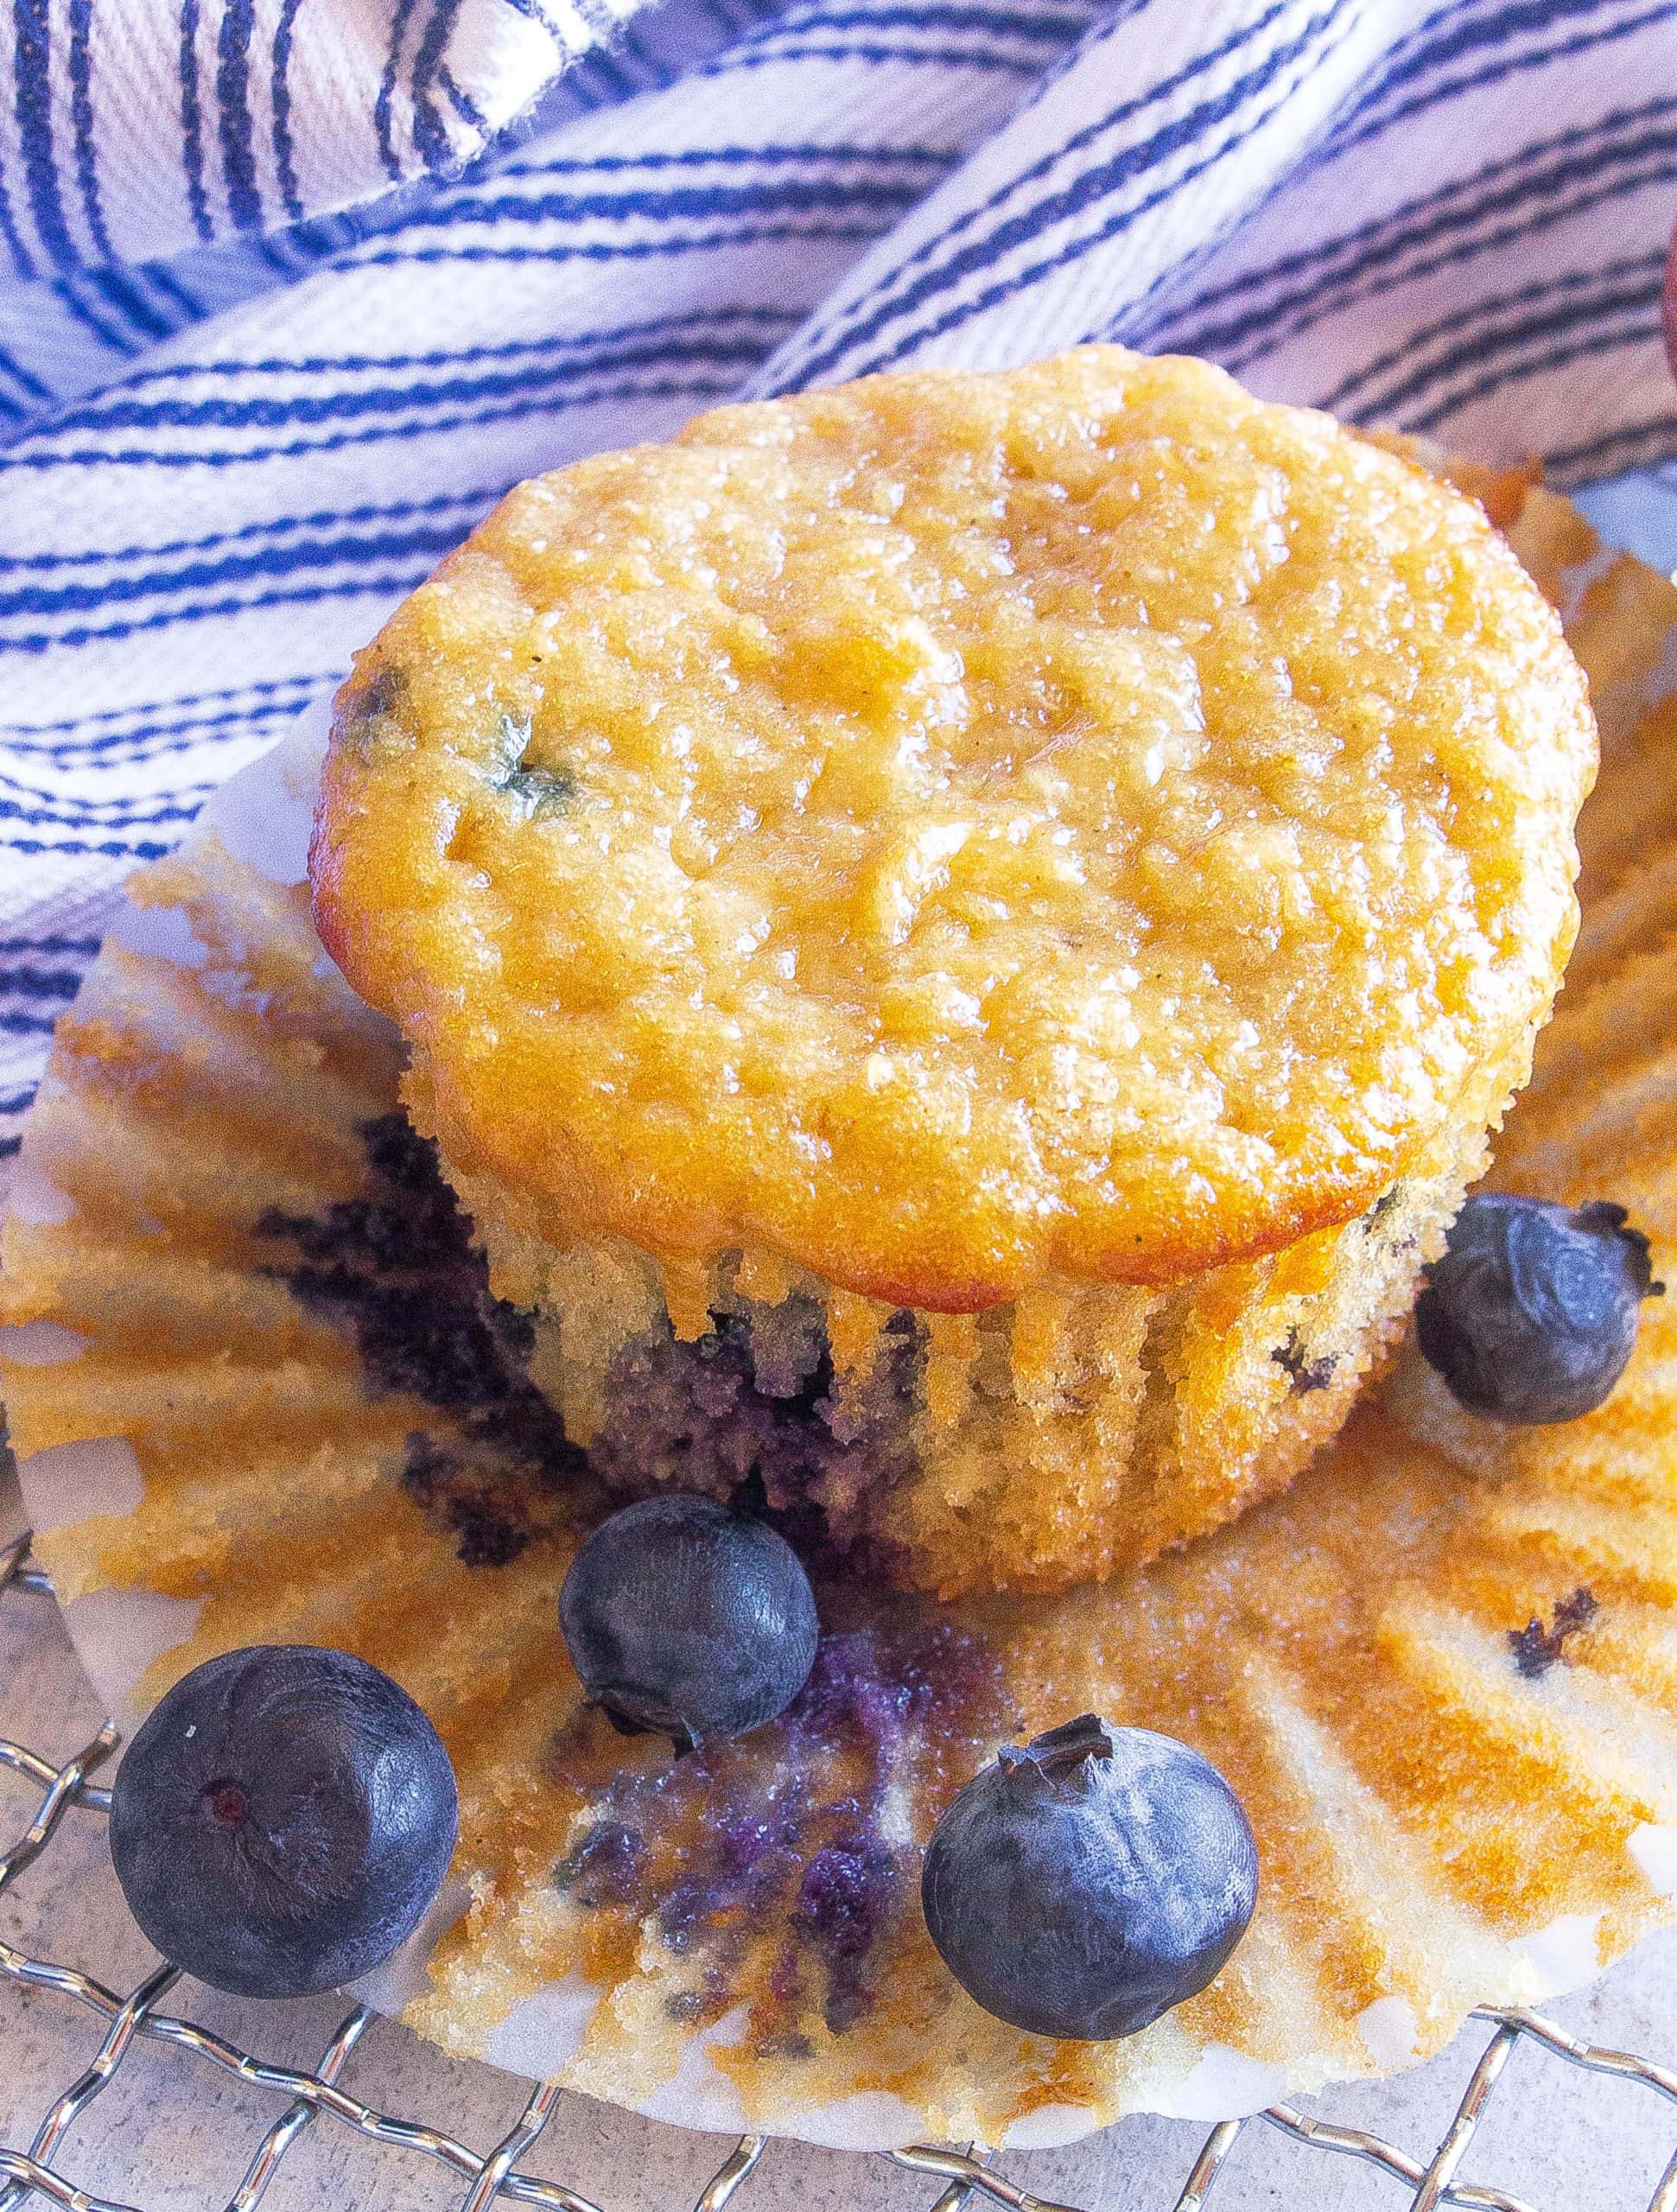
[921,1713,1257,2042]
[560,1494,819,1752]
[109,1646,458,1999]
[1416,1193,1661,1425]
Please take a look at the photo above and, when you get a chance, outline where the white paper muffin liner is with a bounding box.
[6,479,1677,2151]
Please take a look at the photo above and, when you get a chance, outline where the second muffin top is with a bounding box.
[311,346,1595,1311]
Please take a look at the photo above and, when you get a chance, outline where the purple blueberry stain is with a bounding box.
[717,1808,798,1882]
[256,1113,595,1566]
[554,1820,645,1909]
[256,1117,922,1575]
[797,1837,893,1953]
[586,1305,921,1566]
[795,1835,896,2031]
[545,1612,1007,2041]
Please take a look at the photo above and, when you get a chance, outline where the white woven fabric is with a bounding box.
[3,0,1675,1160]
[0,0,639,276]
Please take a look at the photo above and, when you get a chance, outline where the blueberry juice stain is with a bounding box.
[254,1114,913,1573]
[255,1112,597,1566]
[256,1113,1014,2043]
[550,1602,1009,2044]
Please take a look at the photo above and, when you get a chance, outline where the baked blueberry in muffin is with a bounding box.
[310,345,1595,1595]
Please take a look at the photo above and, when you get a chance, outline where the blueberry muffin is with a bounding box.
[310,346,1595,1596]
[3,469,1674,2147]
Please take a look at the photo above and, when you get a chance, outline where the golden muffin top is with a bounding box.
[311,346,1594,1311]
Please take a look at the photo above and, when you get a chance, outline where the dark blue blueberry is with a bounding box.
[560,1494,819,1752]
[1416,1193,1661,1425]
[109,1646,458,1999]
[921,1713,1257,2042]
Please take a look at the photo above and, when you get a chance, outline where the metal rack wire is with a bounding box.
[4,1528,1677,2212]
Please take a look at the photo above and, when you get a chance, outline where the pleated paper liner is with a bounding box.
[5,474,1677,2153]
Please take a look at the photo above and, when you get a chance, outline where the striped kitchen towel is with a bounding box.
[2,0,1675,1166]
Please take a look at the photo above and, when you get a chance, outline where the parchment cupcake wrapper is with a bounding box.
[4,476,1677,2152]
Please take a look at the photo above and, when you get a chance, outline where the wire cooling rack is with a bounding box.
[4,1529,1677,2212]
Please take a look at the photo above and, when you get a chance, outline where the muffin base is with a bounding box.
[422,1082,1507,1597]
